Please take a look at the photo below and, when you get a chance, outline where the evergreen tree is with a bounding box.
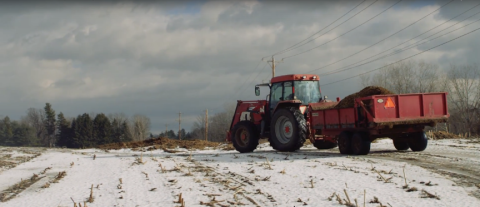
[44,103,56,147]
[69,118,77,148]
[13,122,37,146]
[56,112,71,147]
[3,116,14,146]
[178,129,186,140]
[73,113,94,148]
[166,130,176,139]
[121,121,133,142]
[93,113,112,145]
[110,119,122,143]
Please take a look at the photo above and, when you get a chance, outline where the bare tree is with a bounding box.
[446,64,480,135]
[131,114,151,141]
[22,108,47,146]
[360,60,445,94]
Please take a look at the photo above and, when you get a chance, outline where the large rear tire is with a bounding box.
[270,107,307,152]
[393,140,410,151]
[338,131,353,155]
[313,140,338,149]
[408,132,428,152]
[351,132,371,155]
[232,121,260,153]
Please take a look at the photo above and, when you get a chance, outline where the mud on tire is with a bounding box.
[270,107,307,152]
[232,121,260,153]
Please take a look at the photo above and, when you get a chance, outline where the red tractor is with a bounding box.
[226,74,449,155]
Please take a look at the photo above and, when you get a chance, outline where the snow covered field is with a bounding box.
[1,139,479,207]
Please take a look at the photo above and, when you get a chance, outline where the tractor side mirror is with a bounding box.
[255,86,260,96]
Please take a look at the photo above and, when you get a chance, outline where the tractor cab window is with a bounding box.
[283,82,294,100]
[270,82,283,110]
[294,81,321,105]
[270,81,294,111]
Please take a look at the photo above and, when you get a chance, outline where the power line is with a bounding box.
[304,0,458,73]
[269,0,367,57]
[281,0,403,60]
[231,60,263,99]
[319,10,480,76]
[320,24,480,87]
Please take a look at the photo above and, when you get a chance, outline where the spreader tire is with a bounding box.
[270,107,307,152]
[408,132,428,152]
[313,140,338,149]
[393,140,410,151]
[232,121,260,153]
[351,132,371,155]
[338,131,353,155]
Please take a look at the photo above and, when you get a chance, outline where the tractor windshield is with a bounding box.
[294,81,321,105]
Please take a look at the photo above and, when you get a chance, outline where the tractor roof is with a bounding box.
[271,74,319,83]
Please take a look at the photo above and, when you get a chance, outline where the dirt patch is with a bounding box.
[335,86,394,109]
[98,137,222,151]
[430,131,460,140]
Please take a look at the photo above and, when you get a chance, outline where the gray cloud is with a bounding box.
[0,0,479,133]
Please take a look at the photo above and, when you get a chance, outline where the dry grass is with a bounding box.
[420,189,440,200]
[99,137,221,151]
[174,193,186,207]
[0,173,44,202]
[88,184,94,203]
[53,171,67,183]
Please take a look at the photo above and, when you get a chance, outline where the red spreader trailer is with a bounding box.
[226,74,449,155]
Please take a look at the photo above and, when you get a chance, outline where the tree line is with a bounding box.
[360,60,480,136]
[187,60,480,141]
[0,103,151,148]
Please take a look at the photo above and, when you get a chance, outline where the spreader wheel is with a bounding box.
[351,132,371,155]
[313,140,338,149]
[338,131,353,155]
[270,107,307,152]
[232,121,260,153]
[408,132,428,152]
[393,140,410,151]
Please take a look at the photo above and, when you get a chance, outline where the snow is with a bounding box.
[1,140,479,207]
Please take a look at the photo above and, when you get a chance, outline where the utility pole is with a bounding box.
[165,124,168,137]
[178,112,182,140]
[205,109,208,141]
[263,56,283,81]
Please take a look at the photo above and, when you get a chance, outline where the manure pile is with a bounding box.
[335,86,394,109]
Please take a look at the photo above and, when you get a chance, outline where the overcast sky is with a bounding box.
[1,0,479,134]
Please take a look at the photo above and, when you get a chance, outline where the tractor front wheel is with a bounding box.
[232,121,260,153]
[270,107,307,152]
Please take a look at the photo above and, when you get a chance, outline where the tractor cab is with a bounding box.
[228,74,323,153]
[255,74,322,114]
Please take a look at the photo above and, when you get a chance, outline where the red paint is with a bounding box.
[271,74,319,83]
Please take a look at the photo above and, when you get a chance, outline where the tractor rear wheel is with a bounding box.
[232,121,260,153]
[393,140,410,151]
[270,107,307,152]
[408,132,428,152]
[351,132,371,155]
[313,140,338,149]
[338,131,353,155]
